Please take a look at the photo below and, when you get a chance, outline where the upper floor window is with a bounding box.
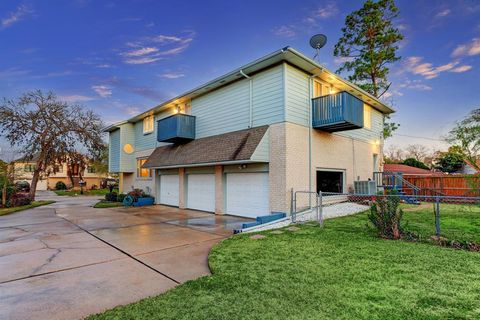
[313,80,331,98]
[364,105,372,129]
[137,158,152,178]
[24,164,36,172]
[143,115,154,134]
[87,166,96,173]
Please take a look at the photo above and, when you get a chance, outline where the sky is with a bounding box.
[0,0,479,157]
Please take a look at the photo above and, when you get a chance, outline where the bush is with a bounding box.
[117,193,126,203]
[90,184,98,190]
[368,193,404,240]
[55,181,67,190]
[8,193,32,207]
[105,192,117,202]
[128,188,144,199]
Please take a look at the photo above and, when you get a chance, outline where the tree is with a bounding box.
[0,90,105,200]
[90,144,109,176]
[435,147,464,173]
[402,158,429,170]
[333,0,403,138]
[384,144,404,163]
[405,144,429,162]
[447,108,480,172]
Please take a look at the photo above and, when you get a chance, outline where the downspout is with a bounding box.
[308,72,322,203]
[240,70,253,128]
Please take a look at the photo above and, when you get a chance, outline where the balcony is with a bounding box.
[157,114,196,144]
[312,91,364,132]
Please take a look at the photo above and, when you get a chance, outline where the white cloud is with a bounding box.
[1,4,33,30]
[451,65,472,73]
[452,38,480,57]
[121,32,195,65]
[333,56,354,65]
[403,57,470,79]
[399,79,432,91]
[159,72,185,79]
[92,85,112,97]
[125,107,140,116]
[308,3,339,21]
[272,25,296,38]
[0,68,30,79]
[435,8,451,18]
[58,95,95,103]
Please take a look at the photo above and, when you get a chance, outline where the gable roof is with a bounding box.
[105,47,394,132]
[143,126,269,169]
[384,164,435,175]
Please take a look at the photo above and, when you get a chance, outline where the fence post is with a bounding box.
[291,189,296,223]
[434,196,441,237]
[318,191,323,227]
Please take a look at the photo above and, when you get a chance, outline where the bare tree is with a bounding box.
[0,91,105,200]
[384,145,404,163]
[0,147,20,206]
[405,144,430,162]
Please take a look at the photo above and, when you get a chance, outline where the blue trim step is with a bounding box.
[240,212,287,229]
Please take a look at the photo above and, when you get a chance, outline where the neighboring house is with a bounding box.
[106,47,394,218]
[383,164,437,176]
[455,160,480,174]
[13,157,107,190]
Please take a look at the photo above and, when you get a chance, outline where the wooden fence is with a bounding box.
[402,174,480,197]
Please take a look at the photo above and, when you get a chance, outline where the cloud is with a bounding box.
[452,38,480,57]
[435,8,451,18]
[92,85,112,97]
[272,25,296,38]
[125,107,140,116]
[58,95,95,103]
[311,2,339,19]
[403,57,471,79]
[0,68,30,79]
[103,76,168,101]
[333,56,354,65]
[451,65,472,73]
[121,32,195,64]
[159,72,185,79]
[399,79,432,91]
[1,4,33,30]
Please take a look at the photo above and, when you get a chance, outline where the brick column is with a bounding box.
[178,168,186,209]
[215,165,224,215]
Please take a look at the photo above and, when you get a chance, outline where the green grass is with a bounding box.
[89,211,480,320]
[93,200,123,208]
[0,200,55,216]
[402,203,480,243]
[54,188,118,197]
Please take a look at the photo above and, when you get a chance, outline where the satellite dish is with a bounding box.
[309,34,327,62]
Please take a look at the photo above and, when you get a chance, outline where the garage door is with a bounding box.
[226,172,269,218]
[187,174,215,212]
[159,175,179,206]
[37,179,48,191]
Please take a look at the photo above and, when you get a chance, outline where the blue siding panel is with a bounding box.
[109,129,120,172]
[285,65,309,126]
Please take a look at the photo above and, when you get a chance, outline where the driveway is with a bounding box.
[0,194,250,320]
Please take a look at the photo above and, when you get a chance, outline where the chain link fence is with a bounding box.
[292,190,480,244]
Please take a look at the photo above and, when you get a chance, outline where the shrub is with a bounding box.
[90,184,98,190]
[105,192,117,202]
[117,193,126,203]
[128,188,144,199]
[368,193,404,240]
[55,181,67,190]
[9,193,32,207]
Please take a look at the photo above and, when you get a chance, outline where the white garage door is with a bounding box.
[159,175,179,206]
[226,172,269,218]
[37,179,48,191]
[187,174,215,212]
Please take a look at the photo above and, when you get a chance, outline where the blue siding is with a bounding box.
[335,107,383,142]
[252,65,284,127]
[109,129,120,172]
[312,91,364,131]
[119,123,135,172]
[285,65,309,126]
[134,119,156,151]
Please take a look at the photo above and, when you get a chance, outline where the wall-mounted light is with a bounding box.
[238,164,248,170]
[174,104,182,114]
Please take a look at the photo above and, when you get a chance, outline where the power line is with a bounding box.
[393,133,446,142]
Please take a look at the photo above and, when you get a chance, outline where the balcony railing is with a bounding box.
[312,91,364,132]
[157,114,196,144]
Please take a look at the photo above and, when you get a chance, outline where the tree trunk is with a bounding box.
[29,170,40,201]
[2,182,7,207]
[67,164,75,188]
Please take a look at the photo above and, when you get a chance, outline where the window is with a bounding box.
[143,115,154,134]
[24,164,36,172]
[137,159,151,178]
[364,105,372,129]
[313,81,322,98]
[54,165,63,173]
[87,166,96,173]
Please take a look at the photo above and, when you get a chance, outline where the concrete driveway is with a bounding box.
[0,194,250,320]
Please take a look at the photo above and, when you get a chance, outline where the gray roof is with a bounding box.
[143,126,268,169]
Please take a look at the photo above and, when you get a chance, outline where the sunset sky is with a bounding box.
[0,0,479,155]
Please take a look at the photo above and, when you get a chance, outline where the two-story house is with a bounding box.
[106,47,394,218]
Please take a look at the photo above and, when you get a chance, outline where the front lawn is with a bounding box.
[54,188,118,197]
[89,211,480,320]
[402,203,480,243]
[0,200,55,216]
[93,200,123,208]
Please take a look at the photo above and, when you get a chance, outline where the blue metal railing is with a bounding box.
[157,114,195,143]
[312,91,364,131]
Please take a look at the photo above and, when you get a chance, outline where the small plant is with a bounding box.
[117,193,126,203]
[128,188,144,199]
[368,193,404,240]
[9,193,32,207]
[55,181,67,190]
[105,192,117,202]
